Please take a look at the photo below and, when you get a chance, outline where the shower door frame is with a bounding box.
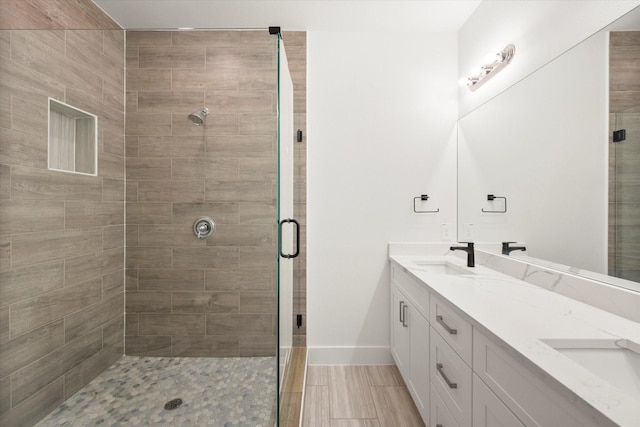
[275,30,297,425]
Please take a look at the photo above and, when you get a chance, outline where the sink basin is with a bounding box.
[410,260,476,276]
[541,338,640,399]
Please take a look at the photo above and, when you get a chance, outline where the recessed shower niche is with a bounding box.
[48,98,98,175]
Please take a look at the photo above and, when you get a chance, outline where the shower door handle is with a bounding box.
[278,218,300,259]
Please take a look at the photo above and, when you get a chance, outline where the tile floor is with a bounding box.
[303,365,425,427]
[35,356,276,427]
[33,356,420,427]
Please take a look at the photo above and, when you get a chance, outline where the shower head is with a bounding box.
[188,108,209,126]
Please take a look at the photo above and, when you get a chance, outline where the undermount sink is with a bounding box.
[541,338,640,399]
[410,260,476,276]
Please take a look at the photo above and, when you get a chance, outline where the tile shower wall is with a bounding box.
[0,2,125,427]
[125,30,307,357]
[609,31,640,281]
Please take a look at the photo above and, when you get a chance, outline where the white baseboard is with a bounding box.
[307,346,393,365]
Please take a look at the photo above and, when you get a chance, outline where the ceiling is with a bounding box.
[91,0,481,32]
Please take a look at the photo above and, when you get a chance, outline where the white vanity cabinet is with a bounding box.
[389,259,613,427]
[390,264,430,421]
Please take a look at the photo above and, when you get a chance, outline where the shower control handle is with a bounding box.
[193,217,215,239]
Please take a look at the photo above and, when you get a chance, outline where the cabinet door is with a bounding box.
[473,374,524,427]
[408,308,430,422]
[391,285,410,377]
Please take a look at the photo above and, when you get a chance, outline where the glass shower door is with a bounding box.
[276,33,296,424]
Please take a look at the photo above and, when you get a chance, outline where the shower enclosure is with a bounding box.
[120,28,297,426]
[0,3,298,423]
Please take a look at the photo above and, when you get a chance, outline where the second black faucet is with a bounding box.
[450,242,475,267]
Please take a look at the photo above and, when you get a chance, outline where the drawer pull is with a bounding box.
[402,303,408,327]
[436,315,457,335]
[399,301,404,324]
[436,363,457,389]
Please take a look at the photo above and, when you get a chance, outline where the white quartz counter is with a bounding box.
[389,254,640,427]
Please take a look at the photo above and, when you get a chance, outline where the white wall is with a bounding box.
[458,31,608,273]
[458,0,640,117]
[307,32,458,364]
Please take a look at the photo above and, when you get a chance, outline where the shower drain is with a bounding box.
[164,398,183,410]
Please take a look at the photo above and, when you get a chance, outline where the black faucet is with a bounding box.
[450,242,475,267]
[502,242,526,256]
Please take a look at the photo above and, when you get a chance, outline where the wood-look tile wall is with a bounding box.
[284,31,308,348]
[125,30,307,357]
[609,31,640,282]
[0,2,125,427]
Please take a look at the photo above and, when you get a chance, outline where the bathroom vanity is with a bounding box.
[389,244,640,427]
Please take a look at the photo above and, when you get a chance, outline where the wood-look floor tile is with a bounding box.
[282,347,306,393]
[303,385,329,427]
[370,386,424,427]
[307,365,329,386]
[328,366,377,419]
[280,392,302,427]
[365,365,405,386]
[330,420,380,427]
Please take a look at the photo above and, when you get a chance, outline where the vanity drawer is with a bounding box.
[391,263,429,319]
[430,294,472,364]
[430,384,460,427]
[473,373,524,427]
[473,330,604,427]
[431,326,472,427]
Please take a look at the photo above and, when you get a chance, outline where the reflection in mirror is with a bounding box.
[609,32,640,282]
[458,6,640,292]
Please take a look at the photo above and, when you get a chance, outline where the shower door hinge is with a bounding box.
[613,129,626,143]
[297,129,303,143]
[296,314,302,328]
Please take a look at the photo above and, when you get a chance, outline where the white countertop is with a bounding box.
[389,254,640,427]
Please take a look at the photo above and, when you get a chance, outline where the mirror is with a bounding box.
[458,6,640,292]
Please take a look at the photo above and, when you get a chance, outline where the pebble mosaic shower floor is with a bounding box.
[36,356,277,427]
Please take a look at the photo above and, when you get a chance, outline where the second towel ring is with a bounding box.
[413,195,439,213]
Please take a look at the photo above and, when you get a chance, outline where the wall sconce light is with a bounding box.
[466,44,516,92]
